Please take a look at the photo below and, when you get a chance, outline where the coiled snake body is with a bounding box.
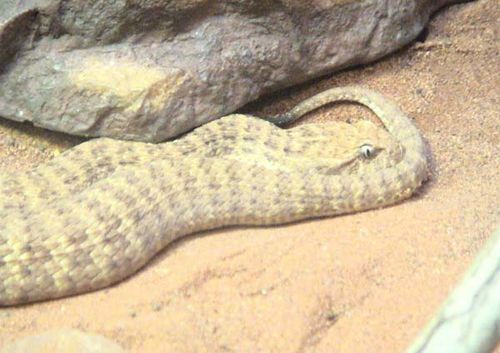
[0,87,428,305]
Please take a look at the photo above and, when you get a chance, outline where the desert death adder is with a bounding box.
[0,86,428,305]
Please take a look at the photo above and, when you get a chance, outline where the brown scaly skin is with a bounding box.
[0,86,427,305]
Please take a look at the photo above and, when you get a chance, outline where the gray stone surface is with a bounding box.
[0,0,467,142]
[1,329,126,353]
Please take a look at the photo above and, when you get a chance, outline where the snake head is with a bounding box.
[345,120,405,174]
[298,119,404,176]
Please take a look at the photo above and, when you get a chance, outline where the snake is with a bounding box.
[0,86,428,306]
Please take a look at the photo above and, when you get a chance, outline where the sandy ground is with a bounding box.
[0,1,498,352]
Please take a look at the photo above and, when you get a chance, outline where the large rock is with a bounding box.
[1,329,125,353]
[0,0,465,142]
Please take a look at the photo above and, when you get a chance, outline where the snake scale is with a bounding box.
[0,86,428,306]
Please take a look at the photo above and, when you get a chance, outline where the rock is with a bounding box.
[1,329,126,353]
[0,0,466,142]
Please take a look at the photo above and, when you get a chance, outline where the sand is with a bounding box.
[0,0,498,352]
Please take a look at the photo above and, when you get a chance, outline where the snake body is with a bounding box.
[0,87,428,305]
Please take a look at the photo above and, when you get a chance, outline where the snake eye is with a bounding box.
[360,144,375,159]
